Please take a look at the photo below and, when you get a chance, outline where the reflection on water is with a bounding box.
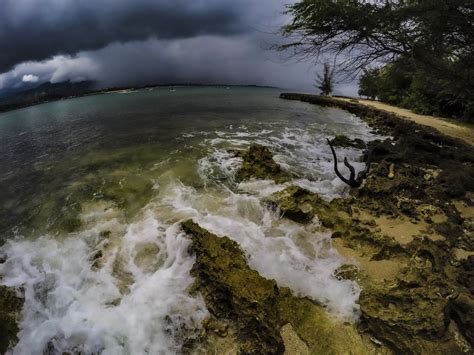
[0,87,383,354]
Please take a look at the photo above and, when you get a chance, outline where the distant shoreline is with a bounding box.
[0,84,279,115]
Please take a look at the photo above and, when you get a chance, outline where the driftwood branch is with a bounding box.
[327,139,372,188]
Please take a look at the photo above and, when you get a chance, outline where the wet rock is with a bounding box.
[99,230,112,238]
[112,258,134,296]
[182,220,284,354]
[267,186,387,253]
[457,255,474,295]
[335,264,360,281]
[182,221,380,354]
[90,249,104,269]
[266,185,339,225]
[134,243,162,273]
[268,185,472,352]
[359,263,452,353]
[267,186,322,223]
[451,293,474,345]
[280,323,309,355]
[330,135,366,149]
[0,286,23,354]
[202,318,230,338]
[233,144,291,184]
[277,288,382,354]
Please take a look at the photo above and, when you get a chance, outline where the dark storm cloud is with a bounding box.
[0,0,260,72]
[0,0,359,96]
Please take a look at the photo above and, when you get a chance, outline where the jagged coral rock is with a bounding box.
[182,220,284,354]
[277,288,375,355]
[266,186,321,223]
[194,94,474,353]
[0,285,23,354]
[457,255,474,295]
[182,220,380,354]
[267,185,472,353]
[451,293,474,345]
[266,185,342,225]
[358,261,455,354]
[233,144,291,184]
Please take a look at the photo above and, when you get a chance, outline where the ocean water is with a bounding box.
[0,87,382,354]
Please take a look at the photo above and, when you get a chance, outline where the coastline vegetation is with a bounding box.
[281,0,474,122]
[359,56,474,121]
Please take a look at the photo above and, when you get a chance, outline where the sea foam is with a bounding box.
[0,212,208,354]
[156,182,361,319]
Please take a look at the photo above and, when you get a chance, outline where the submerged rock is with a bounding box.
[23,171,154,236]
[0,286,23,354]
[98,174,154,213]
[232,144,291,184]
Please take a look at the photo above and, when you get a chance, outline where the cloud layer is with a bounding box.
[0,0,266,72]
[0,0,358,95]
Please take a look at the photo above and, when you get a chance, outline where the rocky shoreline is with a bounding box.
[1,94,473,353]
[185,94,474,353]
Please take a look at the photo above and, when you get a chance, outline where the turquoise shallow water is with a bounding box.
[0,87,382,354]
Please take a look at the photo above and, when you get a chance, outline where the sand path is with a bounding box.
[336,98,474,145]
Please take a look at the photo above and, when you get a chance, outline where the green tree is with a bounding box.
[358,68,380,100]
[316,62,334,96]
[281,0,474,120]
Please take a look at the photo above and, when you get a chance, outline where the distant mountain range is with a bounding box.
[0,81,98,113]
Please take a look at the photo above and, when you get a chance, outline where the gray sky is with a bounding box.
[0,0,358,95]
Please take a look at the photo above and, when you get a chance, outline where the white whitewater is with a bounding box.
[1,212,208,354]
